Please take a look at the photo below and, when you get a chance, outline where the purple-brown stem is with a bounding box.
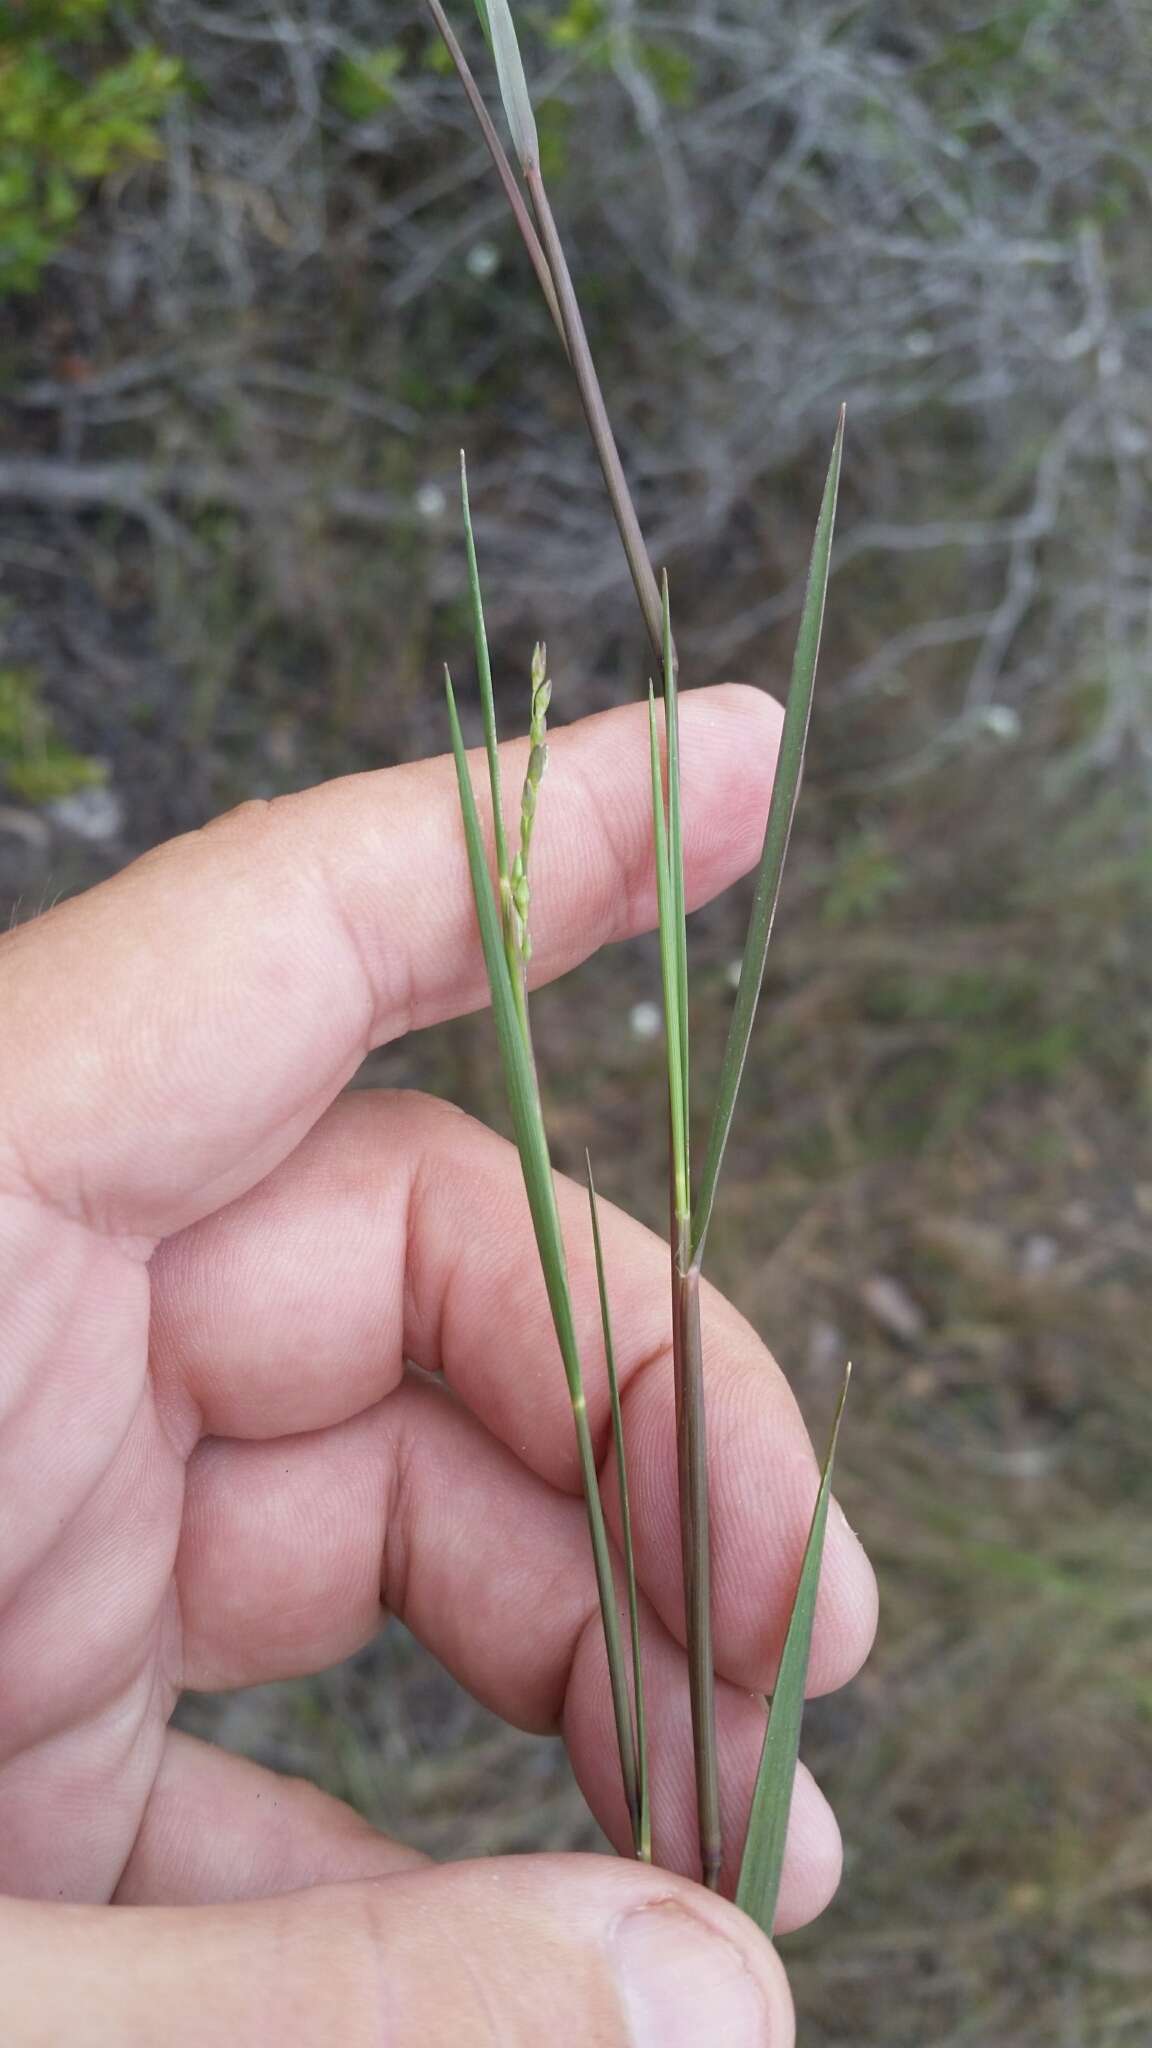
[524,161,665,666]
[672,1218,721,1890]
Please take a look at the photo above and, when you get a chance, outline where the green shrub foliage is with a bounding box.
[0,0,180,294]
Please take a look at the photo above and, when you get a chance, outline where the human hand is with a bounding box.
[0,685,876,2045]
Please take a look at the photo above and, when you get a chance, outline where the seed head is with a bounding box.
[512,644,553,963]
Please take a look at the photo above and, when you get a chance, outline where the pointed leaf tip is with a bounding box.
[691,413,844,1261]
[483,0,539,170]
[735,1363,851,1939]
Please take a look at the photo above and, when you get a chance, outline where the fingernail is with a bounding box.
[613,1903,771,2047]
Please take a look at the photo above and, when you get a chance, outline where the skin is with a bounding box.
[0,684,877,2044]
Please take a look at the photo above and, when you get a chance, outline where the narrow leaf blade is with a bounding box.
[459,452,509,893]
[423,0,565,343]
[736,1364,852,1937]
[482,0,539,171]
[692,407,845,1260]
[444,670,541,1156]
[444,671,574,1405]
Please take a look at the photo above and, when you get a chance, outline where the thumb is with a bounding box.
[2,1854,794,2047]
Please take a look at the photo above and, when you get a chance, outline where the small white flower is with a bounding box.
[725,957,743,990]
[629,1000,662,1041]
[466,240,500,281]
[980,704,1021,742]
[415,482,447,522]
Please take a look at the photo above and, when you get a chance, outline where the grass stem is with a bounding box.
[524,161,664,665]
[651,650,720,1888]
[674,1249,721,1888]
[588,1154,651,1862]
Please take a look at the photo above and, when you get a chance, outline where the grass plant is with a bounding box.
[434,0,852,1937]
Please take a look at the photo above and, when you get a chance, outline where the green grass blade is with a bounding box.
[445,666,641,1851]
[445,668,541,1131]
[479,0,538,172]
[736,1363,852,1937]
[586,1154,650,1862]
[662,573,690,1213]
[459,452,509,895]
[691,407,845,1262]
[648,685,688,1214]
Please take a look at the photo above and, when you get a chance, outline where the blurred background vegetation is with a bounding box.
[2,2,1150,2040]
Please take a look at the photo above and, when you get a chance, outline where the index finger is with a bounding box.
[0,685,781,1241]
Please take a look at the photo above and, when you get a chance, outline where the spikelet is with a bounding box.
[510,642,551,963]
